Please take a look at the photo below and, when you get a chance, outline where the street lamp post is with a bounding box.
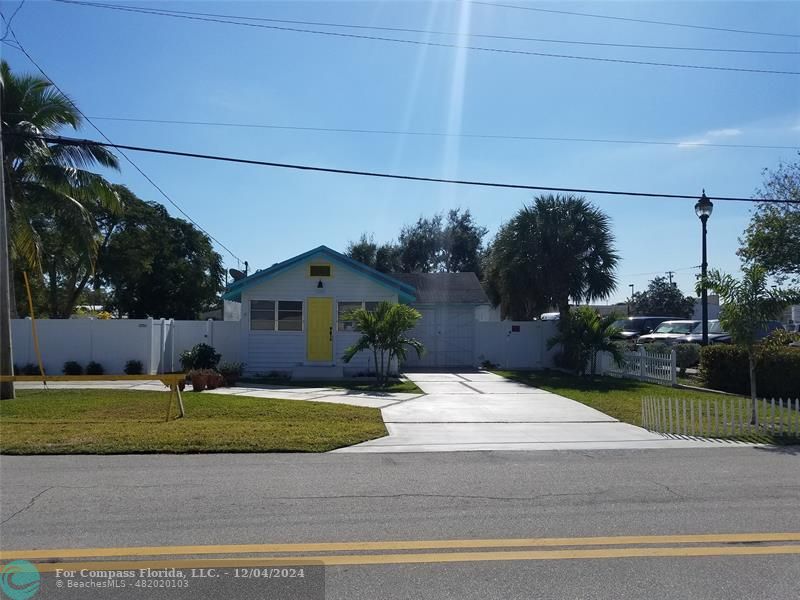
[695,190,714,346]
[628,284,634,316]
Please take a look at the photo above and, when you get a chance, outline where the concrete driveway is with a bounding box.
[338,372,733,452]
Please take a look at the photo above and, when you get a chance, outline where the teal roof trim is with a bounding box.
[222,245,417,303]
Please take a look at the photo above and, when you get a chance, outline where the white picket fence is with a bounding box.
[642,396,800,438]
[600,347,677,386]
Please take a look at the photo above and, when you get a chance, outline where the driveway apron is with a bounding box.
[337,372,734,452]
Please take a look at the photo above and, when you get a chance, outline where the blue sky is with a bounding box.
[3,0,799,303]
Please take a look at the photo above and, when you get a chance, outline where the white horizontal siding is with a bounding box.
[246,332,306,374]
[240,252,398,374]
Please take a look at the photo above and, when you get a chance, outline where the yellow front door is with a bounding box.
[307,297,333,361]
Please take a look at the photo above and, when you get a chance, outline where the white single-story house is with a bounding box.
[221,246,493,378]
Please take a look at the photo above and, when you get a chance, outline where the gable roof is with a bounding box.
[222,245,416,302]
[389,272,490,304]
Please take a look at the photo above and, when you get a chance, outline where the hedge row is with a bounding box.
[700,345,800,398]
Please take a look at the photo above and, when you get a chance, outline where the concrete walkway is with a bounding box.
[14,380,421,409]
[337,372,741,452]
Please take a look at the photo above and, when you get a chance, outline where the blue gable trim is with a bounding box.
[222,245,417,302]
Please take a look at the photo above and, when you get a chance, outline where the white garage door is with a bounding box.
[403,306,476,368]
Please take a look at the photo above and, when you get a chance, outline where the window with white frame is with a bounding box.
[337,302,362,331]
[250,300,304,331]
[277,301,303,331]
[250,300,275,330]
[338,301,381,331]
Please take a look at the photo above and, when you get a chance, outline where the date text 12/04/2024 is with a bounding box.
[55,568,307,579]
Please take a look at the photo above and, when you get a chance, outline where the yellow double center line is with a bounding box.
[3,532,800,571]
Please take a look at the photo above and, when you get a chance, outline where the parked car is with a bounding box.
[677,319,787,345]
[636,320,700,346]
[611,316,682,342]
[675,320,730,345]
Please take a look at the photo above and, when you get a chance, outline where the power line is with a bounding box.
[11,132,798,205]
[51,0,800,76]
[472,1,800,39]
[50,0,800,56]
[44,114,798,151]
[0,0,25,40]
[3,29,243,263]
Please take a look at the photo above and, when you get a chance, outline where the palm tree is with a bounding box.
[702,265,800,423]
[484,194,619,321]
[1,60,120,273]
[342,302,424,386]
[547,306,623,375]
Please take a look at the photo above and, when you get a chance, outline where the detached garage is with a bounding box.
[390,272,490,369]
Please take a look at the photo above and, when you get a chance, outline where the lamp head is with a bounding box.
[695,190,714,220]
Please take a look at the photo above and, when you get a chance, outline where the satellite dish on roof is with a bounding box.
[229,268,246,281]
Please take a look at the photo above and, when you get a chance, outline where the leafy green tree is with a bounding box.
[1,60,120,274]
[97,189,224,319]
[484,194,619,320]
[342,302,424,386]
[375,243,402,273]
[630,276,695,318]
[344,208,486,274]
[398,214,443,272]
[547,306,623,375]
[441,208,488,276]
[701,265,800,422]
[344,234,401,273]
[738,155,800,284]
[346,233,377,267]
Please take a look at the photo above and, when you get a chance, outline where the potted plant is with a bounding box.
[219,362,244,387]
[189,369,207,392]
[204,369,224,390]
[179,343,221,372]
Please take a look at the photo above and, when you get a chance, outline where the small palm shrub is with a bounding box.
[548,307,623,376]
[342,302,424,386]
[86,361,104,375]
[63,361,83,375]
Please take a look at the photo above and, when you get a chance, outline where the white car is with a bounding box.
[636,320,700,346]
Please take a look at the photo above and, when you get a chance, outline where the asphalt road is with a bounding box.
[1,447,799,599]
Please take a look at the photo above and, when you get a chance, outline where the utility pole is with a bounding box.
[0,88,16,399]
[666,270,675,286]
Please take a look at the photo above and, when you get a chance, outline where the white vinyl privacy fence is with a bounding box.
[600,347,676,386]
[642,396,800,439]
[10,318,240,375]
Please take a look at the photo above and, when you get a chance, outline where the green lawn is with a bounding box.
[494,370,799,445]
[0,389,387,454]
[238,377,422,394]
